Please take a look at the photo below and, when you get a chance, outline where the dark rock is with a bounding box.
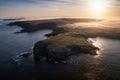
[33,41,49,64]
[33,41,98,63]
[47,48,69,63]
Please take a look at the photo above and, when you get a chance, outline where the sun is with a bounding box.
[88,0,107,17]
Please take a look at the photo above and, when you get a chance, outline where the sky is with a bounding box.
[0,0,120,19]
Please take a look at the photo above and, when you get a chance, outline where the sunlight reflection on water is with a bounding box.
[88,38,103,58]
[66,37,120,80]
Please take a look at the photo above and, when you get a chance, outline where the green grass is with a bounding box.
[45,34,92,52]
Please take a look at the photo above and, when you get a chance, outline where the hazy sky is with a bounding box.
[0,0,120,19]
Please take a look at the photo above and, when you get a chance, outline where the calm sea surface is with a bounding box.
[0,20,120,80]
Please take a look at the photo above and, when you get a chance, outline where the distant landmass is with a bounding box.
[8,18,120,63]
[1,18,25,21]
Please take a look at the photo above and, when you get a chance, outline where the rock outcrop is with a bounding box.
[34,34,99,63]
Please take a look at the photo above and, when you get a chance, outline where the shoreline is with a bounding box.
[8,18,120,63]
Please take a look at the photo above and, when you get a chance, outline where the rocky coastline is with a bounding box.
[8,18,120,63]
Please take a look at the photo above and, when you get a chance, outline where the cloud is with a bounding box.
[0,0,83,5]
[0,0,67,3]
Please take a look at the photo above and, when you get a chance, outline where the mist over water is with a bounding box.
[0,20,52,67]
[0,19,120,80]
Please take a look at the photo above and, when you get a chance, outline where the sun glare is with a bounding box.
[88,0,107,17]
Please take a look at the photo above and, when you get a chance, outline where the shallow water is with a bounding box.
[0,20,120,80]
